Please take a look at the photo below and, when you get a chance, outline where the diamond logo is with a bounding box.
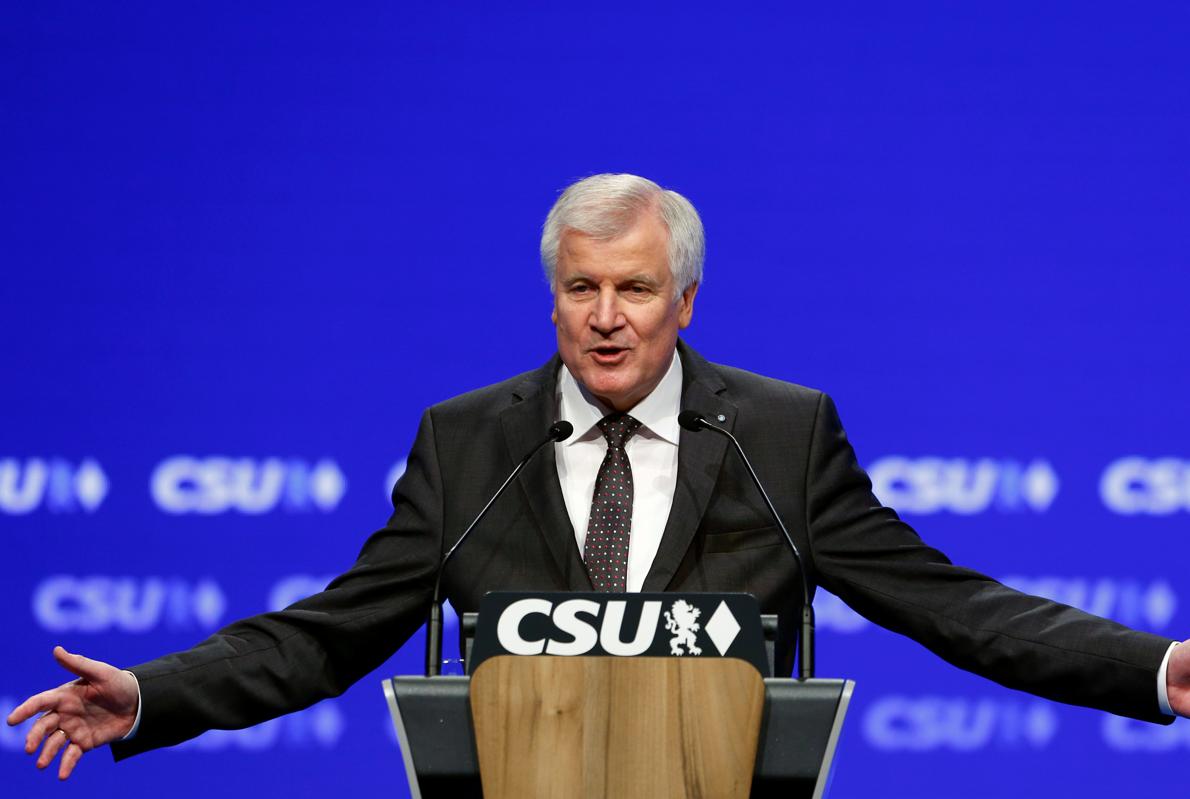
[704,601,740,655]
[308,460,347,510]
[75,459,109,512]
[191,580,227,629]
[1021,460,1059,511]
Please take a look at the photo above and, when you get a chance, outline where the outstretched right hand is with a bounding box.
[6,646,139,780]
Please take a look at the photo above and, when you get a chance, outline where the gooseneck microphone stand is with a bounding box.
[424,421,574,676]
[677,410,816,680]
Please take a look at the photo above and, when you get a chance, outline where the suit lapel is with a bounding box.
[641,343,736,591]
[500,358,594,591]
[502,342,734,593]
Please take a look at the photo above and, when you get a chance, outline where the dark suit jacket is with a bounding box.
[112,341,1174,759]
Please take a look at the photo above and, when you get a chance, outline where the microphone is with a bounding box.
[425,420,574,676]
[677,410,816,680]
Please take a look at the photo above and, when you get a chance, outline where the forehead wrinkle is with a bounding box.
[559,238,668,273]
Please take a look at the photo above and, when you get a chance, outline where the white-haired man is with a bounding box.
[10,174,1190,778]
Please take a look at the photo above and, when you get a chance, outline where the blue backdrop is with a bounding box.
[3,3,1188,797]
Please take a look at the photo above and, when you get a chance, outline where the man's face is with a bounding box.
[552,212,697,412]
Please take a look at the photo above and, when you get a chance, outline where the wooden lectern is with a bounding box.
[384,593,853,799]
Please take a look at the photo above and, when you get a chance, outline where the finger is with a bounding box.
[53,646,107,682]
[59,742,84,780]
[7,690,57,726]
[25,711,60,755]
[36,728,69,770]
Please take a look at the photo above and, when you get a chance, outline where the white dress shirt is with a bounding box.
[555,351,682,593]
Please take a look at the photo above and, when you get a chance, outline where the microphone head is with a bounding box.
[677,410,706,431]
[549,421,575,442]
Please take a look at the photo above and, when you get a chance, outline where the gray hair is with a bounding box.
[540,173,704,298]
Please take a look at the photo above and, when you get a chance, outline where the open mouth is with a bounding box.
[590,346,629,365]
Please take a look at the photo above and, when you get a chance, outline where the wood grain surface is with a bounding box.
[470,656,764,799]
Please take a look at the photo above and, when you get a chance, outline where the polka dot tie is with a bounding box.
[583,413,642,592]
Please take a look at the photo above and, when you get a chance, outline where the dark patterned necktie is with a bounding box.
[583,413,643,592]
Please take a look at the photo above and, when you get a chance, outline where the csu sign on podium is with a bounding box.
[471,592,771,675]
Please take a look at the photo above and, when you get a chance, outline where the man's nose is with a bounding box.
[589,290,623,334]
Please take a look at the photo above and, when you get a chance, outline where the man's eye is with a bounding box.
[570,284,590,294]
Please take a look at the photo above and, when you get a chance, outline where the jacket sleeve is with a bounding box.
[804,392,1175,724]
[112,409,445,759]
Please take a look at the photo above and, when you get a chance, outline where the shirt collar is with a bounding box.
[557,351,683,446]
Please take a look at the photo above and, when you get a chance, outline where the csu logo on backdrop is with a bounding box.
[33,576,226,633]
[151,456,346,514]
[1102,715,1190,752]
[814,579,1177,636]
[1100,457,1190,515]
[863,695,1058,752]
[1001,575,1177,631]
[868,456,1059,514]
[0,458,108,514]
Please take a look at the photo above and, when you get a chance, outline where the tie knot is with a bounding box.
[597,413,641,449]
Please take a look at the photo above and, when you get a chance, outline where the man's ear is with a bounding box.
[678,282,699,329]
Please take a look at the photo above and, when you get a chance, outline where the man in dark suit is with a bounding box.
[10,173,1190,779]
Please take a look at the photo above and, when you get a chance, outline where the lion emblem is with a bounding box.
[664,600,703,656]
